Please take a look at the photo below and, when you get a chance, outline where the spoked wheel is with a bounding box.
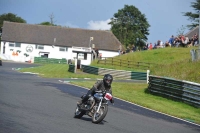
[74,106,85,119]
[92,105,108,124]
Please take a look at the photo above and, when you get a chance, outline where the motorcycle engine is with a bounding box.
[87,96,94,105]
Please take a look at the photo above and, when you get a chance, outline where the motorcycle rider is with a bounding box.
[77,74,114,107]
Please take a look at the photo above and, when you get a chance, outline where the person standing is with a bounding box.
[118,44,122,55]
[169,35,175,47]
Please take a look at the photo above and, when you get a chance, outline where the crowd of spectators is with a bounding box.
[154,33,199,48]
[119,33,199,55]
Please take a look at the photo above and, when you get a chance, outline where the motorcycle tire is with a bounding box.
[92,105,108,124]
[74,106,85,119]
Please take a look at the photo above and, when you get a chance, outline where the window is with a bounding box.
[9,43,15,47]
[59,47,67,52]
[78,53,87,60]
[15,43,21,47]
[37,45,44,50]
[35,45,44,49]
[9,42,21,47]
[78,53,84,59]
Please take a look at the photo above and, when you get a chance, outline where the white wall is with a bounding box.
[0,41,118,65]
[99,50,119,58]
[0,42,69,62]
[78,54,92,65]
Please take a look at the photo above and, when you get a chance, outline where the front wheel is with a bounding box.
[74,106,85,119]
[92,105,108,124]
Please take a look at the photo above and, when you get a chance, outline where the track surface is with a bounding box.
[0,61,200,133]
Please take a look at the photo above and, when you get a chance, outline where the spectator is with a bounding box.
[146,43,149,49]
[168,35,175,47]
[92,48,97,59]
[160,40,164,48]
[174,37,181,47]
[131,44,136,52]
[99,53,102,59]
[95,48,99,58]
[153,42,157,49]
[118,44,122,55]
[149,43,153,50]
[183,36,189,47]
[193,34,198,46]
[157,40,164,48]
[126,46,130,53]
[165,41,171,47]
[142,45,147,50]
[156,40,160,48]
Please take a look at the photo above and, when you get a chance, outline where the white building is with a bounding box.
[0,21,122,65]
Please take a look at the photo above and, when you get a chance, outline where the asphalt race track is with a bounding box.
[0,61,200,133]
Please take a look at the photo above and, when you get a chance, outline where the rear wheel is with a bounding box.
[92,105,108,124]
[74,106,85,119]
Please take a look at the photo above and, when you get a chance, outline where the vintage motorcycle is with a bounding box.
[74,90,113,124]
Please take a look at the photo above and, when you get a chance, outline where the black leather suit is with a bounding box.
[81,80,113,103]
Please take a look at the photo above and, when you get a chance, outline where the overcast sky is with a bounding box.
[0,0,195,43]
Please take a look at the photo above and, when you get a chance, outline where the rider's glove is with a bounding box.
[110,99,114,103]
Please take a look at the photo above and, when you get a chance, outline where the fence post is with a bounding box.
[128,61,129,68]
[190,49,195,61]
[112,58,113,65]
[147,70,150,84]
[195,49,200,60]
[74,59,77,73]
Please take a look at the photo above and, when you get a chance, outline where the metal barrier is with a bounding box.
[34,57,67,64]
[81,65,148,80]
[148,75,200,108]
[190,49,200,61]
[68,64,75,72]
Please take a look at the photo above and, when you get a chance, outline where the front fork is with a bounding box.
[96,99,102,113]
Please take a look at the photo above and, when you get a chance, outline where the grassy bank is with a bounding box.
[91,47,200,83]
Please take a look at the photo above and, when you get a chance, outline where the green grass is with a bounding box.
[18,47,200,124]
[91,47,200,83]
[19,64,102,79]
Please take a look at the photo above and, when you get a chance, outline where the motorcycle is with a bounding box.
[74,90,113,124]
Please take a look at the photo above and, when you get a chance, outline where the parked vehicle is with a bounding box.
[0,58,2,66]
[74,90,113,124]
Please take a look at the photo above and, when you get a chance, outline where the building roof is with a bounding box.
[1,21,122,51]
[185,26,199,39]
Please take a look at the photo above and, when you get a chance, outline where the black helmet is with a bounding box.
[103,74,113,87]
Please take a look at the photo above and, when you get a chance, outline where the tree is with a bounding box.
[49,13,55,25]
[176,25,186,36]
[183,0,200,30]
[109,5,150,48]
[0,13,26,42]
[38,21,55,26]
[37,13,58,26]
[0,13,26,28]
